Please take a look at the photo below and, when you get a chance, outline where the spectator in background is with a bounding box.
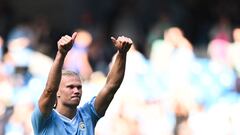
[31,32,133,135]
[4,25,34,70]
[207,37,230,65]
[227,27,240,99]
[150,27,194,94]
[227,27,240,77]
[190,27,236,109]
[1,24,53,135]
[0,35,14,135]
[146,13,172,57]
[64,29,93,81]
[162,27,195,135]
[209,15,232,42]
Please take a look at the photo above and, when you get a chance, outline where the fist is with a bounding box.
[111,36,133,53]
[57,32,77,54]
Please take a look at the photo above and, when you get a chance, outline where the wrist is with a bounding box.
[57,50,68,57]
[117,51,127,57]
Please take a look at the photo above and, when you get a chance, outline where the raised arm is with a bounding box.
[38,32,77,116]
[95,36,132,116]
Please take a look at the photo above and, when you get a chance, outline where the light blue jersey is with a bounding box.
[31,97,101,135]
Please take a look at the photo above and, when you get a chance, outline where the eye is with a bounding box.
[77,85,82,90]
[67,85,74,89]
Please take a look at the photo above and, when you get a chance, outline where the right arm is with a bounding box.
[38,32,77,117]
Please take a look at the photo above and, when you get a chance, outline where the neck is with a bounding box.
[56,104,77,119]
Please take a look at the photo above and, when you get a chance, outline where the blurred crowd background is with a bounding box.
[1,0,240,134]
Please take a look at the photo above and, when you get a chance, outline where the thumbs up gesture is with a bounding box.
[111,36,133,54]
[57,32,77,55]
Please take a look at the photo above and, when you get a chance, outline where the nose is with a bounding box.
[73,87,81,94]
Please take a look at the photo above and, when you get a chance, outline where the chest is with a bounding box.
[44,114,94,135]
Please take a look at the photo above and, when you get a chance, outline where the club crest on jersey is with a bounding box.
[79,122,86,130]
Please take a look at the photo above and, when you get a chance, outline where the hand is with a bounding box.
[111,36,133,54]
[57,32,77,55]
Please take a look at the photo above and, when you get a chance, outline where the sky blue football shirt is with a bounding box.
[31,97,101,135]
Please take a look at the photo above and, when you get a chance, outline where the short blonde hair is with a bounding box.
[62,70,79,77]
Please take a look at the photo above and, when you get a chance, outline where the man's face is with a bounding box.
[57,75,82,107]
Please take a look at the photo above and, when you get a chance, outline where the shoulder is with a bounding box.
[31,105,56,133]
[78,97,101,119]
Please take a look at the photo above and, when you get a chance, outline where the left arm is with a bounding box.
[94,36,132,116]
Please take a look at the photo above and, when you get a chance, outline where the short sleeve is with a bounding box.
[31,105,52,134]
[80,96,101,124]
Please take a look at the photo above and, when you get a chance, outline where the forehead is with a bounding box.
[61,75,82,85]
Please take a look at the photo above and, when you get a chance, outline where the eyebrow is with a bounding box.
[66,84,82,88]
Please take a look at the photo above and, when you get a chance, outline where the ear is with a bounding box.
[57,91,60,98]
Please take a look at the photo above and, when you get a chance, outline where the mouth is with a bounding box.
[71,96,80,100]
